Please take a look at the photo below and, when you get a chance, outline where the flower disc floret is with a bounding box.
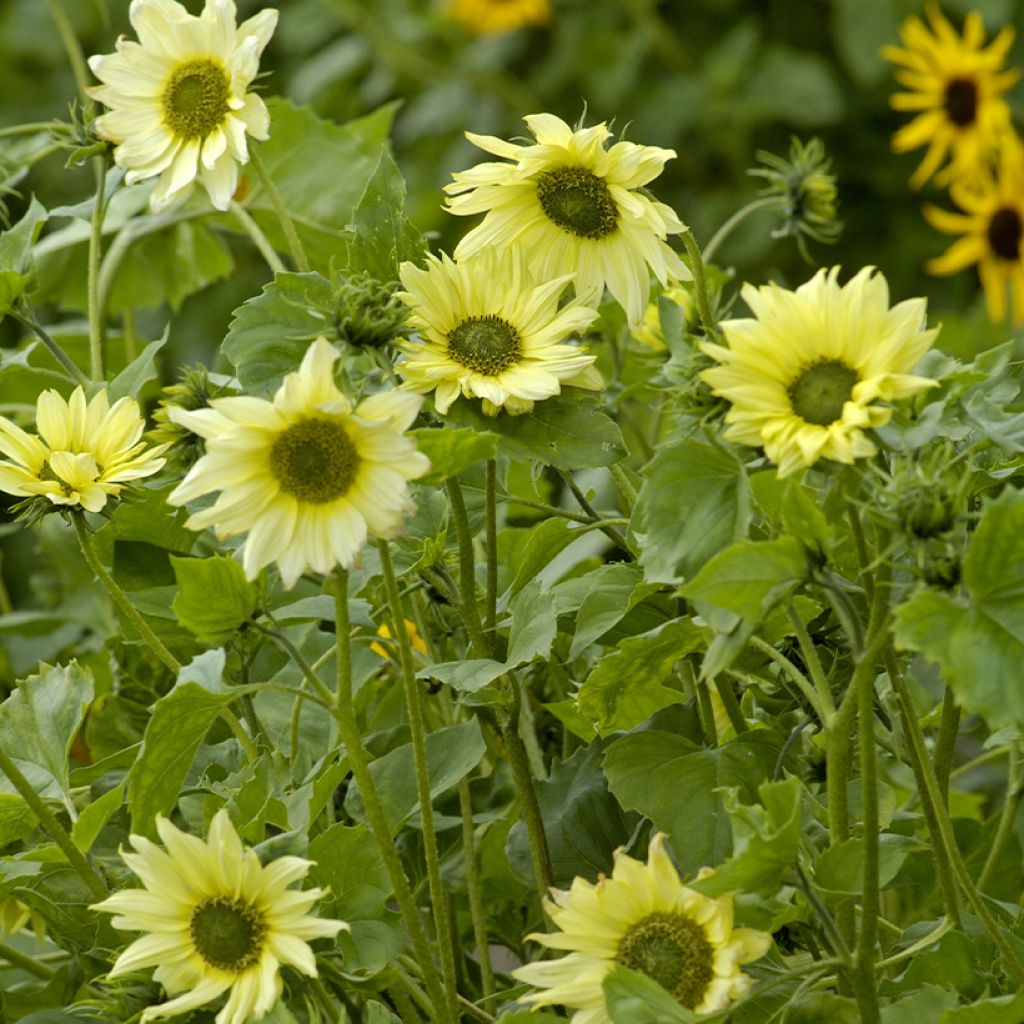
[167,337,429,588]
[701,267,939,478]
[444,113,688,325]
[0,386,166,513]
[396,248,602,416]
[87,0,279,212]
[513,834,771,1022]
[92,809,346,1024]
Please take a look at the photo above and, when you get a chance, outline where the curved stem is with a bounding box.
[786,600,835,720]
[748,635,825,723]
[702,196,784,264]
[681,230,720,342]
[248,145,309,272]
[230,199,285,275]
[0,122,60,138]
[377,540,460,1024]
[12,311,88,385]
[978,741,1022,892]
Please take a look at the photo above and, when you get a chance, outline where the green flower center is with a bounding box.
[536,166,618,239]
[270,417,360,504]
[447,315,521,376]
[616,911,715,1010]
[162,59,230,140]
[987,207,1022,262]
[189,896,266,973]
[943,77,978,128]
[788,359,859,426]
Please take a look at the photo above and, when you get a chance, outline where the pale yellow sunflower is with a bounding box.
[446,0,550,35]
[167,337,429,588]
[396,248,602,416]
[925,132,1024,325]
[88,0,278,212]
[882,4,1018,188]
[0,387,167,513]
[701,267,938,478]
[513,833,771,1022]
[445,113,688,326]
[92,809,346,1024]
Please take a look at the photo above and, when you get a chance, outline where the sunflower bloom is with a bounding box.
[396,248,601,416]
[167,337,429,588]
[925,134,1024,325]
[701,267,938,478]
[446,0,550,35]
[0,387,166,513]
[92,810,346,1024]
[370,618,427,659]
[513,834,771,1021]
[445,114,688,326]
[882,4,1018,188]
[87,0,278,212]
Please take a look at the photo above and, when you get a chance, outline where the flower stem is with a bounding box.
[12,310,89,385]
[749,635,826,723]
[458,776,495,1006]
[0,940,57,979]
[786,600,835,720]
[609,461,637,513]
[445,478,488,652]
[702,196,785,264]
[0,744,107,901]
[377,540,460,1024]
[72,513,180,675]
[933,686,961,801]
[87,158,107,380]
[331,569,454,1024]
[230,199,285,275]
[681,230,720,342]
[248,145,309,272]
[485,458,498,654]
[978,741,1022,892]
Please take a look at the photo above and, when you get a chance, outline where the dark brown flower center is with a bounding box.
[943,77,978,128]
[536,166,618,239]
[987,207,1023,262]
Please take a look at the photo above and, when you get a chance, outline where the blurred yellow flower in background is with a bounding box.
[371,618,428,659]
[446,0,550,35]
[882,4,1018,189]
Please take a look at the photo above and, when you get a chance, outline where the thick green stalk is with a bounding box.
[786,601,835,720]
[331,570,453,1023]
[933,686,961,801]
[87,159,107,380]
[377,540,460,1024]
[0,940,57,979]
[0,744,107,901]
[445,478,489,652]
[681,230,720,342]
[826,682,857,947]
[609,462,637,513]
[458,776,495,1005]
[248,145,310,272]
[485,458,498,654]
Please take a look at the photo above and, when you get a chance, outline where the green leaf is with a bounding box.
[108,333,167,401]
[577,618,702,734]
[445,391,626,470]
[345,719,486,833]
[880,987,959,1024]
[71,782,125,854]
[568,563,658,659]
[0,195,46,314]
[506,580,558,666]
[682,537,808,624]
[418,658,507,693]
[509,517,585,597]
[0,793,36,850]
[634,438,750,584]
[603,730,779,875]
[126,652,233,835]
[309,823,402,977]
[0,661,93,805]
[345,145,426,280]
[410,426,500,484]
[942,992,1024,1022]
[222,271,336,394]
[814,834,924,903]
[507,741,637,887]
[603,965,696,1023]
[171,554,257,644]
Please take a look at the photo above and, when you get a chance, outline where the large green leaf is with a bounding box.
[171,554,257,644]
[410,426,500,485]
[0,195,46,315]
[603,966,696,1023]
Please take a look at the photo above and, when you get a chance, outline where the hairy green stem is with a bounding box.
[248,145,309,272]
[609,461,637,513]
[87,159,107,379]
[749,634,826,723]
[557,469,628,548]
[230,199,285,274]
[12,311,88,385]
[445,478,489,652]
[458,776,495,1006]
[933,686,961,802]
[978,742,1022,892]
[712,674,748,734]
[485,459,498,654]
[332,569,453,1023]
[0,939,57,979]
[702,196,785,264]
[681,230,720,342]
[786,601,835,719]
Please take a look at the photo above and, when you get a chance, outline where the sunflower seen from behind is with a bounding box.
[396,248,602,416]
[925,133,1024,325]
[92,809,346,1024]
[445,113,688,326]
[88,0,278,212]
[701,267,938,478]
[167,337,429,588]
[512,833,772,1021]
[882,4,1018,189]
[446,0,550,35]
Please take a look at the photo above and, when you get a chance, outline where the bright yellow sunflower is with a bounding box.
[396,247,602,416]
[882,4,1018,188]
[92,809,346,1024]
[446,0,550,35]
[370,618,428,660]
[444,113,688,326]
[701,267,939,478]
[167,338,429,588]
[513,833,771,1021]
[925,133,1024,325]
[0,387,167,513]
[88,0,278,212]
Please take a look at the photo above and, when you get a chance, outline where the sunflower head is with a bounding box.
[87,0,279,212]
[513,834,772,1019]
[333,272,409,350]
[701,267,939,478]
[882,4,1019,188]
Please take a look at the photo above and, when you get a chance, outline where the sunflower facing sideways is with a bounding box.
[925,134,1024,325]
[167,337,429,588]
[445,113,688,326]
[88,0,278,212]
[92,810,345,1024]
[701,267,938,478]
[396,247,602,416]
[882,4,1018,189]
[513,834,772,1022]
